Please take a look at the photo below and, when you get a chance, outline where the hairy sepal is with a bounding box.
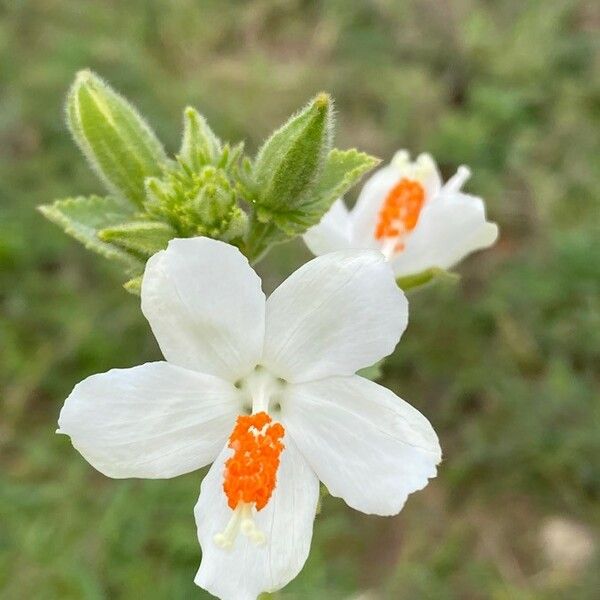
[98,221,176,258]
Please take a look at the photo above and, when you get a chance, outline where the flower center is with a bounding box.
[223,412,285,511]
[214,368,286,550]
[374,178,425,257]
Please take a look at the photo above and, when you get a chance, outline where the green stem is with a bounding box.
[397,267,458,292]
[244,213,276,264]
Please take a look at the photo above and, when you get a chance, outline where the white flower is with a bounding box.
[303,150,499,278]
[58,237,441,600]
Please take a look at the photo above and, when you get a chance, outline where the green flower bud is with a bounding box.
[193,181,235,226]
[253,93,333,215]
[179,107,221,169]
[66,70,168,206]
[143,160,247,242]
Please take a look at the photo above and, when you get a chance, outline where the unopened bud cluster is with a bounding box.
[40,70,379,292]
[145,160,247,242]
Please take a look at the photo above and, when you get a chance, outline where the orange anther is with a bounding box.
[222,412,285,511]
[374,178,426,244]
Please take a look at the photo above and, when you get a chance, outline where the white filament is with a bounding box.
[214,502,266,550]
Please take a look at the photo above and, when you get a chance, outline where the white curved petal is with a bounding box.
[58,362,239,479]
[283,375,441,516]
[194,436,319,600]
[350,152,442,246]
[390,192,499,277]
[263,250,408,383]
[404,152,443,199]
[141,237,265,382]
[350,162,401,246]
[302,199,353,255]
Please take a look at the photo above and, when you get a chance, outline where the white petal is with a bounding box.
[350,162,402,246]
[283,375,441,516]
[263,250,408,383]
[194,436,319,600]
[405,152,443,199]
[302,198,353,255]
[141,237,265,382]
[391,192,499,277]
[350,152,442,246]
[58,362,239,479]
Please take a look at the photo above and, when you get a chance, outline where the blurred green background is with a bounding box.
[1,1,599,598]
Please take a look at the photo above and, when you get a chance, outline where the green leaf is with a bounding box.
[179,106,221,169]
[66,70,168,206]
[38,195,143,272]
[98,221,175,258]
[253,92,333,213]
[269,148,379,235]
[396,267,460,292]
[311,148,379,212]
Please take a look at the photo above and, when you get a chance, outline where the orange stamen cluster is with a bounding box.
[374,178,426,250]
[223,412,285,511]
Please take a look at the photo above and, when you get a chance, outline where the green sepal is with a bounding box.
[396,267,460,292]
[217,142,245,172]
[179,106,221,169]
[357,360,384,381]
[98,221,175,258]
[38,195,143,272]
[244,147,378,261]
[269,148,379,235]
[66,70,168,206]
[253,93,333,213]
[123,275,143,296]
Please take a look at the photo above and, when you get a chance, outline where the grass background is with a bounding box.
[1,0,599,598]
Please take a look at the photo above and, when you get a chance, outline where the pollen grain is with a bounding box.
[222,412,285,511]
[375,178,426,250]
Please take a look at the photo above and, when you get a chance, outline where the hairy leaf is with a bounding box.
[38,195,142,272]
[269,148,379,235]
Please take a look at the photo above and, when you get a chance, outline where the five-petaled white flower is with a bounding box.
[58,237,441,600]
[303,150,498,277]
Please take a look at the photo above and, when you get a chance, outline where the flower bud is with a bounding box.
[66,70,167,206]
[252,93,333,216]
[179,107,221,169]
